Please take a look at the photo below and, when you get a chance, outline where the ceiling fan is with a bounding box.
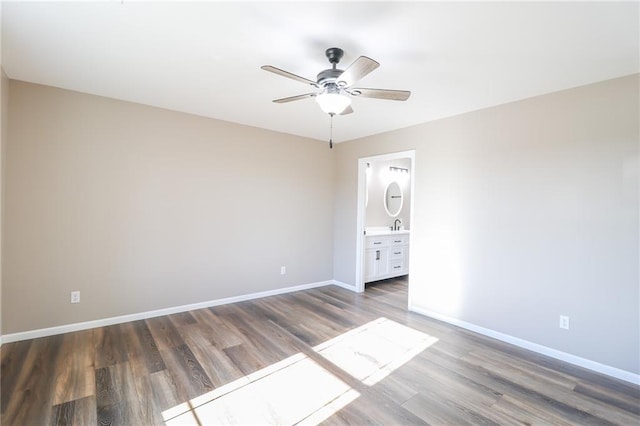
[261,47,411,119]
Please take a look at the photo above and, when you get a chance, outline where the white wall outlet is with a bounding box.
[71,291,80,304]
[280,266,286,275]
[559,315,570,330]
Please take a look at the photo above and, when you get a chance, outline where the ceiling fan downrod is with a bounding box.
[329,113,334,149]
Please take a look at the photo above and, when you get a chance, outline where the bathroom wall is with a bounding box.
[365,158,411,230]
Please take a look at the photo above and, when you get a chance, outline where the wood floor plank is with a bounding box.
[160,344,215,401]
[218,303,297,362]
[286,292,362,329]
[94,367,117,409]
[145,316,185,351]
[223,343,270,375]
[96,402,125,426]
[50,395,97,426]
[168,311,198,327]
[1,338,33,413]
[472,346,579,389]
[367,370,419,405]
[330,386,429,425]
[121,319,166,374]
[2,335,64,425]
[149,369,183,413]
[402,391,502,425]
[403,353,503,408]
[52,329,95,405]
[2,277,639,425]
[574,381,640,415]
[127,353,166,424]
[190,307,244,349]
[108,360,159,424]
[94,325,128,368]
[252,297,342,346]
[50,398,75,426]
[491,393,576,426]
[182,329,245,387]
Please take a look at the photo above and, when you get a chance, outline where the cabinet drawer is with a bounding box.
[389,260,404,273]
[390,236,408,246]
[389,247,404,260]
[366,237,389,249]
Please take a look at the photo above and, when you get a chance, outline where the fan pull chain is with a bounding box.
[329,113,334,149]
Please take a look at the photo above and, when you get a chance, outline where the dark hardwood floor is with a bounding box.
[2,277,639,425]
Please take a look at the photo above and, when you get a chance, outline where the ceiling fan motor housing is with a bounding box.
[318,47,346,86]
[316,68,344,86]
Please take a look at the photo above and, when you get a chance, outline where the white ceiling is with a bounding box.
[2,1,638,143]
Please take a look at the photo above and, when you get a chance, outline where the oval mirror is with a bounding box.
[384,181,403,217]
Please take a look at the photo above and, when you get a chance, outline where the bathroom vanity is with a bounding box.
[364,230,410,283]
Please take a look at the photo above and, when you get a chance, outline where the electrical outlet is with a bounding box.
[280,266,286,275]
[71,291,81,304]
[559,315,570,330]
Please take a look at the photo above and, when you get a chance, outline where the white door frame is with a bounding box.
[355,150,416,293]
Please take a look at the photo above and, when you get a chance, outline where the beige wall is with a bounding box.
[334,74,639,374]
[4,81,334,334]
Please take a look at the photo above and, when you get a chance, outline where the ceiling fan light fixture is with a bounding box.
[315,92,351,115]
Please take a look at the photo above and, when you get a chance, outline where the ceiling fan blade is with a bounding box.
[351,88,411,101]
[273,93,316,103]
[340,105,354,115]
[261,65,317,86]
[337,56,380,87]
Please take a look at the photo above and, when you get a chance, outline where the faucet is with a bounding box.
[393,218,402,231]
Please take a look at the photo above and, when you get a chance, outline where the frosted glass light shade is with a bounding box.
[315,93,351,115]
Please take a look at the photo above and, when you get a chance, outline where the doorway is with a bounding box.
[355,150,415,298]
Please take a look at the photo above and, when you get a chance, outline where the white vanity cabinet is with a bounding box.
[364,232,410,283]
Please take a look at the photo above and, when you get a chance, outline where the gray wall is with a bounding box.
[4,81,334,334]
[334,74,639,374]
[366,158,411,230]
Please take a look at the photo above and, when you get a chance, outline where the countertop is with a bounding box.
[365,228,410,236]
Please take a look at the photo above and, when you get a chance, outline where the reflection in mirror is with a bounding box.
[384,181,403,217]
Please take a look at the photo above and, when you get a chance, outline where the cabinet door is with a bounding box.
[377,248,389,277]
[365,248,389,282]
[365,249,378,282]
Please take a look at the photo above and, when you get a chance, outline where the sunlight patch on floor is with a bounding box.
[313,317,438,386]
[163,353,359,425]
[162,317,437,425]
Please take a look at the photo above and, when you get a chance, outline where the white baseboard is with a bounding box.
[2,280,334,344]
[409,304,640,386]
[331,280,357,291]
